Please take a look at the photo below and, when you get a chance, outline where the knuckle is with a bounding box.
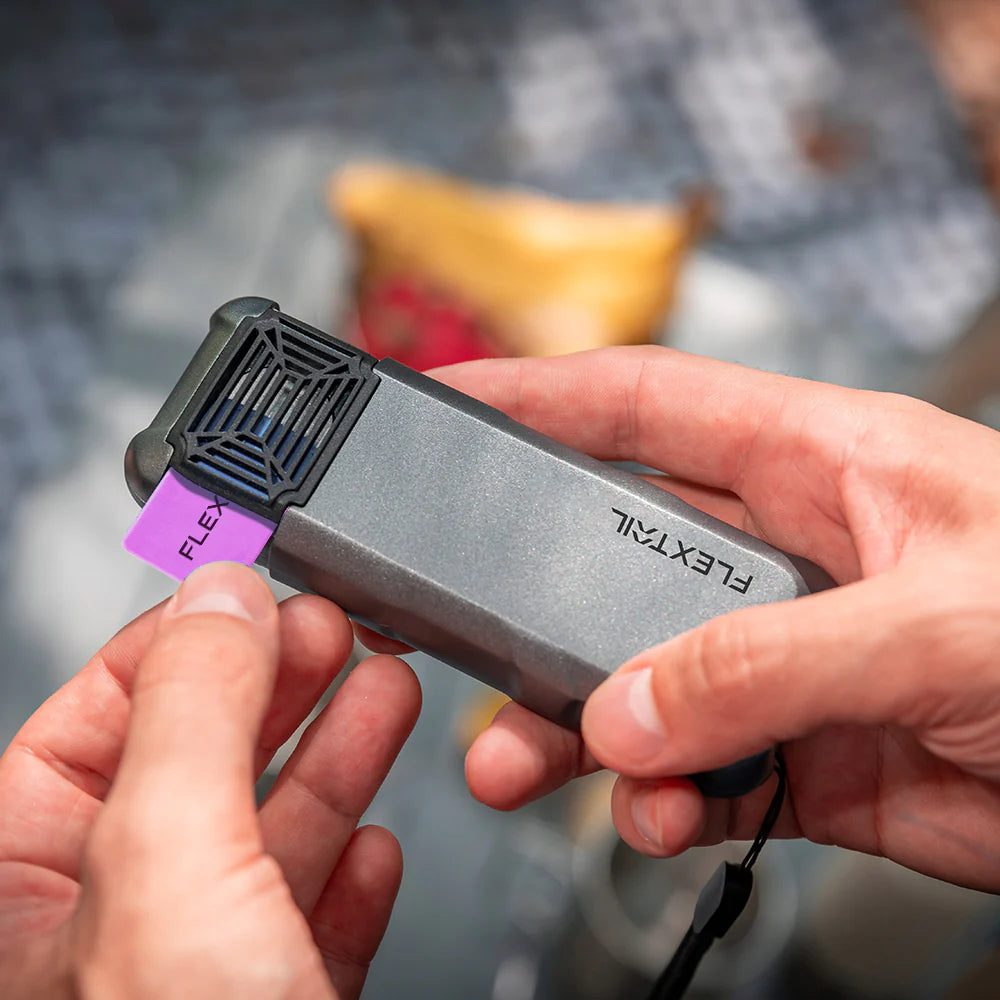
[863,394,939,455]
[851,392,975,489]
[868,390,928,421]
[678,613,785,719]
[899,568,1000,713]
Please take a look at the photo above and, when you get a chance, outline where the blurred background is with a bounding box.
[3,0,1000,996]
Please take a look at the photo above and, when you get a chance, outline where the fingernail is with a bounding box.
[170,563,272,622]
[585,668,668,765]
[630,785,663,849]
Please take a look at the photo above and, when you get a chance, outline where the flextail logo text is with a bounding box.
[612,507,754,594]
[178,495,230,561]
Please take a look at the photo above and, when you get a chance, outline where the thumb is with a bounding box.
[102,562,279,847]
[581,570,925,778]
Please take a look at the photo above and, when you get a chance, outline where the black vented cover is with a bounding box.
[166,307,379,519]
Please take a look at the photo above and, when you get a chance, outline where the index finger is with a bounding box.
[429,346,846,491]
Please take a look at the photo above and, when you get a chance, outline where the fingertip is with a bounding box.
[280,591,352,631]
[582,667,671,776]
[335,655,422,748]
[350,825,404,891]
[610,776,706,858]
[139,567,281,699]
[278,594,355,676]
[467,702,600,810]
[357,654,423,714]
[465,723,545,811]
[311,824,405,994]
[166,562,276,624]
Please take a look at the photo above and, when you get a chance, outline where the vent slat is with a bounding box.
[262,375,301,444]
[273,378,325,464]
[286,380,355,481]
[280,338,349,373]
[231,353,275,433]
[241,368,289,435]
[193,449,268,486]
[201,339,269,433]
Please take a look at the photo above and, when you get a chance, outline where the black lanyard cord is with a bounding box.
[646,750,788,1000]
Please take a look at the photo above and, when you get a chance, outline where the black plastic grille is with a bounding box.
[169,310,379,518]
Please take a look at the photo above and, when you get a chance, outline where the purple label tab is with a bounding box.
[124,470,276,580]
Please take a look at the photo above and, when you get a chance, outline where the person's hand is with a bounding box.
[389,346,1000,893]
[0,562,420,999]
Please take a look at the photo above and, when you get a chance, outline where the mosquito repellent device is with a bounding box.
[124,297,833,799]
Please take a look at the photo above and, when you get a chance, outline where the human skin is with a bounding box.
[360,346,1000,893]
[0,562,422,999]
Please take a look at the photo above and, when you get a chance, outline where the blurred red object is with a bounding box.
[353,276,499,370]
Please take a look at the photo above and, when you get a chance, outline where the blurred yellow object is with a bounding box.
[453,688,511,754]
[566,771,618,845]
[329,162,709,364]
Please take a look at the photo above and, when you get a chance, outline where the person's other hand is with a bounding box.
[0,562,420,998]
[398,347,1000,892]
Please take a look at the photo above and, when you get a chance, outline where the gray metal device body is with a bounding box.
[126,297,833,799]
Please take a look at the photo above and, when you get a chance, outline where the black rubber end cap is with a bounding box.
[689,748,776,799]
